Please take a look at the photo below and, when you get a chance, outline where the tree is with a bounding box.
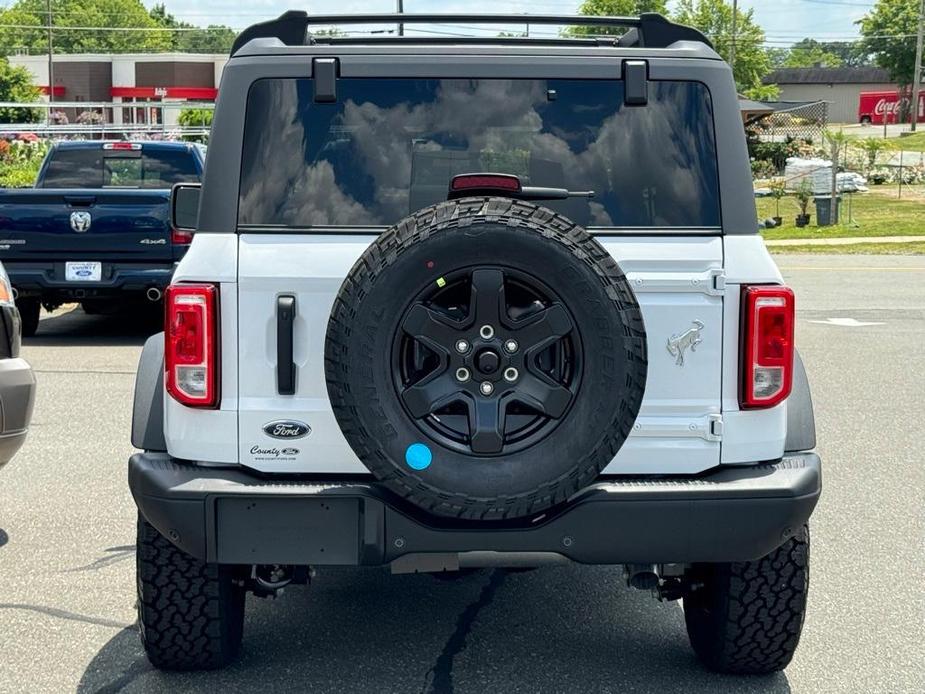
[784,39,844,68]
[673,0,771,93]
[0,0,172,54]
[0,57,41,123]
[811,41,873,67]
[570,0,668,36]
[767,47,790,69]
[859,0,921,86]
[149,4,235,53]
[741,83,780,101]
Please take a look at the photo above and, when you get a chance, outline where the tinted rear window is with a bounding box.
[40,148,200,188]
[239,78,721,229]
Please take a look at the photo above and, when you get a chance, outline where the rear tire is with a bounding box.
[136,513,245,670]
[683,526,810,674]
[17,299,39,338]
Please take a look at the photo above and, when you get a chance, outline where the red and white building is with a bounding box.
[9,53,227,127]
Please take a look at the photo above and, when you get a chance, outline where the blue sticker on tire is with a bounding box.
[405,443,433,471]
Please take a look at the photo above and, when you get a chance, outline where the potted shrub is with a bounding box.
[869,169,889,185]
[794,180,813,227]
[769,181,786,226]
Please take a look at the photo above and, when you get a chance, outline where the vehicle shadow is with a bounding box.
[77,565,791,694]
[24,305,161,348]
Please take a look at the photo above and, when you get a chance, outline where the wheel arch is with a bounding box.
[785,349,816,453]
[132,332,167,452]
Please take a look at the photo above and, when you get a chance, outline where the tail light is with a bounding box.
[740,285,795,409]
[171,226,193,244]
[165,283,219,408]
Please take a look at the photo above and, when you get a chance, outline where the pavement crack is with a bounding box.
[0,603,131,630]
[66,546,135,573]
[422,569,506,694]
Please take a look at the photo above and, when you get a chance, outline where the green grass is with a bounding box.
[887,132,925,152]
[757,187,925,239]
[771,241,925,255]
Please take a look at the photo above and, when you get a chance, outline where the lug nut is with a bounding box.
[480,381,494,396]
[503,367,519,383]
[479,324,495,340]
[455,367,471,383]
[504,339,518,353]
[455,339,470,354]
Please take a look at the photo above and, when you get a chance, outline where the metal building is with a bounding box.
[763,67,897,124]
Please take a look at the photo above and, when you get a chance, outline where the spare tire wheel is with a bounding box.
[325,198,647,520]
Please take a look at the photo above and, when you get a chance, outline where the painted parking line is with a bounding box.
[777,266,925,271]
[808,318,885,327]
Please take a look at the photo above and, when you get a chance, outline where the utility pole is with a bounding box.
[912,0,924,132]
[729,0,738,78]
[397,0,404,37]
[46,0,54,108]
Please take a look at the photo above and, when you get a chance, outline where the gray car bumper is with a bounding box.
[130,451,821,566]
[0,357,36,468]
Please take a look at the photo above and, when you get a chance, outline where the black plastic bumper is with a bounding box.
[7,261,175,299]
[129,452,821,566]
[129,453,822,565]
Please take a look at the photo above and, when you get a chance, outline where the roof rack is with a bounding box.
[230,12,712,56]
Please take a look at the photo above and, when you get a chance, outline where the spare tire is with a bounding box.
[325,198,646,520]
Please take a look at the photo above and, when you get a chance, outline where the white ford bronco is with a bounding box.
[130,11,821,674]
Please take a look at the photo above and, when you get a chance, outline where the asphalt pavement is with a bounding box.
[0,254,922,693]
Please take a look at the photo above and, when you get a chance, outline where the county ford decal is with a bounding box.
[262,420,311,439]
[250,445,300,462]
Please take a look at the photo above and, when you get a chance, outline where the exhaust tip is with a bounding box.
[146,287,163,302]
[11,287,18,300]
[627,564,660,591]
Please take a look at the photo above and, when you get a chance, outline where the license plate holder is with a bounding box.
[65,261,102,282]
[215,497,360,564]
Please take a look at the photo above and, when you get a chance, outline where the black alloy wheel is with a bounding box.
[394,266,581,456]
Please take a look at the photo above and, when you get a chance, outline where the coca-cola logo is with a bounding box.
[262,420,311,439]
[874,97,911,115]
[874,98,894,115]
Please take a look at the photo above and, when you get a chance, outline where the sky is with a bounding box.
[143,0,873,43]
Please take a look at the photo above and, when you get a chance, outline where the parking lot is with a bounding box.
[0,253,922,694]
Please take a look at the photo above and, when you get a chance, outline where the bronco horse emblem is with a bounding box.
[666,320,705,366]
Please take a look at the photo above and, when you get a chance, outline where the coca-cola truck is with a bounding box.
[858,90,925,125]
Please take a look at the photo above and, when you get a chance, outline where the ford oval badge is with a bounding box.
[263,420,311,439]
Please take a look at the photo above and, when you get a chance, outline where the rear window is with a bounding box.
[40,148,200,189]
[239,78,721,229]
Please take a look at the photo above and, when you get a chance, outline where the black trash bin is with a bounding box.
[814,195,841,226]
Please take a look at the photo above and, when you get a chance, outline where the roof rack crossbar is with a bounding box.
[230,12,712,55]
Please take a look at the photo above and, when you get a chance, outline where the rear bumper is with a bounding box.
[130,452,822,566]
[7,261,175,298]
[0,357,36,468]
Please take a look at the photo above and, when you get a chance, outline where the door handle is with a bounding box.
[277,295,296,395]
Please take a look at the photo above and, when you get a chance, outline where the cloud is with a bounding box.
[239,78,720,228]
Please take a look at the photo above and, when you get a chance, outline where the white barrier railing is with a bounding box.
[0,100,214,138]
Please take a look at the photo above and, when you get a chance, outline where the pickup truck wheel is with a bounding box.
[325,197,647,520]
[17,299,39,338]
[136,514,245,670]
[683,526,810,674]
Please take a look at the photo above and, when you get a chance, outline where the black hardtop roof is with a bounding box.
[230,12,712,56]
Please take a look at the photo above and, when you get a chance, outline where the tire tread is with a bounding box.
[684,526,810,674]
[136,514,244,670]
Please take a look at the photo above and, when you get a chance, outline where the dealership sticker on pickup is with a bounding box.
[65,262,102,282]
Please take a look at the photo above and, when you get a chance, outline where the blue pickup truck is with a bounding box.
[0,140,205,336]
